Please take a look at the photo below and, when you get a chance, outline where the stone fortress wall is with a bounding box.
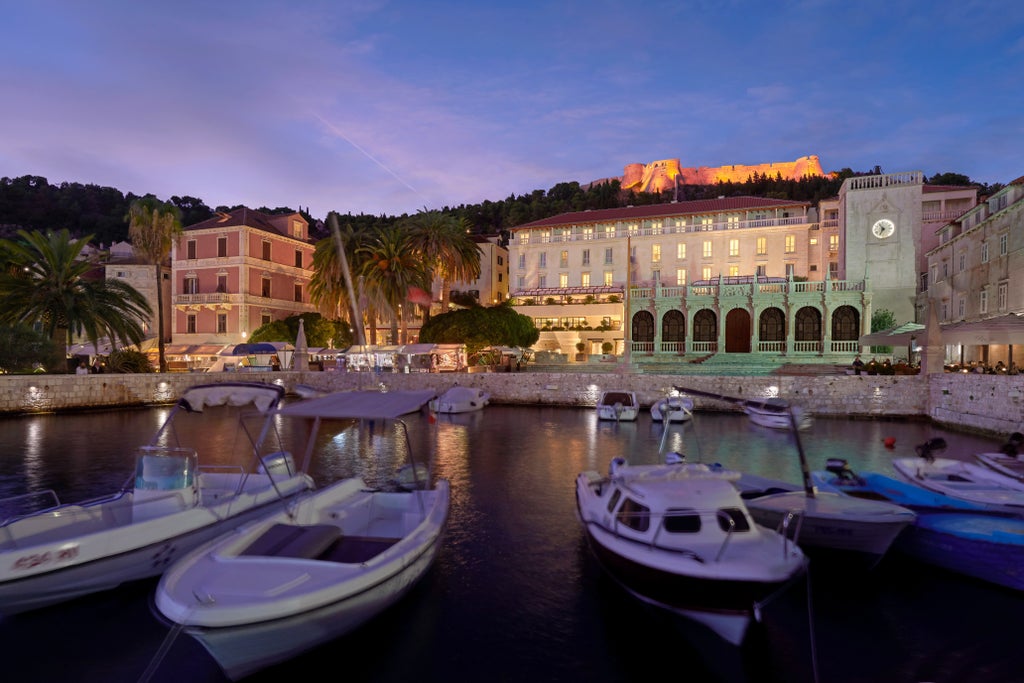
[592,155,831,195]
[0,371,1019,439]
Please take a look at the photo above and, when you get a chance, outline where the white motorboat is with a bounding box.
[154,389,449,681]
[430,385,490,414]
[595,390,639,422]
[890,437,1024,515]
[0,383,315,616]
[674,386,812,430]
[650,395,694,422]
[974,432,1024,482]
[575,454,806,645]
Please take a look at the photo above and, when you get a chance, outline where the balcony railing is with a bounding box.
[515,213,812,245]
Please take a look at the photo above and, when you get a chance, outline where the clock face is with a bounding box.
[872,218,895,239]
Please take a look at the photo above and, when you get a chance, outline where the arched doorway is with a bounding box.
[831,305,860,342]
[632,310,654,351]
[725,308,752,353]
[692,309,718,351]
[795,306,823,351]
[758,307,786,351]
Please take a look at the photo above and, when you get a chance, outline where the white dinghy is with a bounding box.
[154,389,449,681]
[0,383,315,615]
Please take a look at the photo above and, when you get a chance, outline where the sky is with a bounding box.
[2,1,1023,221]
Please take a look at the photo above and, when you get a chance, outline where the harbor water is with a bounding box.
[0,402,1021,683]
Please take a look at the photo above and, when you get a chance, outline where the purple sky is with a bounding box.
[2,1,1022,220]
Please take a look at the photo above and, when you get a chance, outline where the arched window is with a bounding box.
[693,309,717,342]
[632,311,654,342]
[831,305,860,341]
[758,307,786,342]
[662,310,686,342]
[795,307,822,342]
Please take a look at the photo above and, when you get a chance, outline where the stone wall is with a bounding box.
[0,370,1020,437]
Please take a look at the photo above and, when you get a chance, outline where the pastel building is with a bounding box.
[170,207,317,346]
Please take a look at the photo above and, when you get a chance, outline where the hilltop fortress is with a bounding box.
[588,155,831,194]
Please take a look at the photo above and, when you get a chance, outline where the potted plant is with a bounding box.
[575,341,587,362]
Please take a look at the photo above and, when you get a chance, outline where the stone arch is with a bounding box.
[692,309,718,342]
[758,307,786,343]
[725,308,752,353]
[795,306,822,342]
[830,305,861,341]
[632,310,655,343]
[661,309,686,343]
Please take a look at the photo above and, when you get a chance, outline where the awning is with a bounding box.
[940,313,1024,345]
[858,322,925,346]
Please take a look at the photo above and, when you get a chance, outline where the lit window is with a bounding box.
[652,244,661,263]
[756,237,767,256]
[702,266,712,280]
[604,271,614,286]
[729,265,739,277]
[785,235,795,253]
[677,243,686,259]
[676,268,686,285]
[729,239,739,257]
[702,241,712,258]
[581,272,590,287]
[559,273,568,288]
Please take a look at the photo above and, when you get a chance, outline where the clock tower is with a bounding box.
[838,171,924,325]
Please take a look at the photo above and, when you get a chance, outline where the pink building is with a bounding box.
[171,207,317,346]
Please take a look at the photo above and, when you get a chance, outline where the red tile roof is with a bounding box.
[511,196,809,231]
[185,207,300,237]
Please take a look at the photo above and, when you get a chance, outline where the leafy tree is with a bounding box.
[928,172,974,186]
[358,225,430,344]
[0,324,64,373]
[404,210,482,315]
[0,229,152,371]
[250,313,351,349]
[870,308,897,354]
[419,303,538,353]
[127,196,182,372]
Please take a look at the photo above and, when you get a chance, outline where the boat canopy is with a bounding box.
[275,389,438,421]
[178,383,286,413]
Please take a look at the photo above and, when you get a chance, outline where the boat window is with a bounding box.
[606,489,621,514]
[716,508,751,532]
[617,497,650,532]
[663,507,701,533]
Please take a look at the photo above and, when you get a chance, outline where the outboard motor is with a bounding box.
[824,458,863,485]
[915,437,948,463]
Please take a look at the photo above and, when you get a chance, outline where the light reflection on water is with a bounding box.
[0,402,1018,683]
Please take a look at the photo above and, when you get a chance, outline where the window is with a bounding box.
[785,235,796,253]
[728,239,739,257]
[958,296,965,318]
[959,252,966,272]
[1000,234,1008,256]
[186,314,196,334]
[559,273,568,288]
[262,313,272,327]
[982,243,989,263]
[604,271,614,286]
[829,262,838,278]
[518,254,526,269]
[809,237,818,246]
[664,508,700,533]
[756,264,766,277]
[702,241,712,258]
[698,216,712,230]
[581,272,590,287]
[217,237,227,258]
[652,269,661,282]
[829,235,839,251]
[262,277,271,298]
[604,225,615,238]
[998,282,1008,310]
[295,250,303,268]
[786,263,795,277]
[604,247,613,265]
[498,273,502,282]
[980,289,988,314]
[652,244,661,263]
[582,249,590,266]
[216,313,227,334]
[262,240,271,260]
[292,220,303,238]
[726,215,739,229]
[560,250,568,268]
[539,253,547,268]
[216,274,228,293]
[538,275,547,288]
[677,243,686,260]
[617,497,650,532]
[728,265,739,277]
[701,266,712,280]
[810,265,818,272]
[716,508,751,532]
[184,276,198,294]
[676,268,686,285]
[517,275,525,289]
[497,255,503,266]
[186,240,197,259]
[294,283,302,302]
[756,237,767,256]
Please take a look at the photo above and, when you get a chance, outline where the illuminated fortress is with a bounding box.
[591,155,831,194]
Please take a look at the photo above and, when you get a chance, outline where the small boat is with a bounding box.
[430,385,490,414]
[575,453,806,645]
[0,383,316,616]
[674,386,812,430]
[890,438,1024,514]
[974,432,1024,482]
[650,395,694,422]
[813,460,1024,592]
[595,390,639,422]
[154,389,449,681]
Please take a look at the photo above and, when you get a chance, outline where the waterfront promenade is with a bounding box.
[0,366,1020,438]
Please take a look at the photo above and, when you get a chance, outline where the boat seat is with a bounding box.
[241,523,340,559]
[320,535,401,563]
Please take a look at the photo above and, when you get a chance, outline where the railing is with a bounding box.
[691,341,717,353]
[793,341,822,353]
[631,342,655,354]
[513,214,814,245]
[758,341,786,353]
[845,171,922,190]
[659,341,684,353]
[831,340,860,353]
[174,293,236,305]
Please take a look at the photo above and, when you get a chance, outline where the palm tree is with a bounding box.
[0,229,152,371]
[310,213,374,345]
[126,196,182,372]
[357,226,430,345]
[404,210,482,315]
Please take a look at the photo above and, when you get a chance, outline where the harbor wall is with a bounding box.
[0,371,1020,437]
